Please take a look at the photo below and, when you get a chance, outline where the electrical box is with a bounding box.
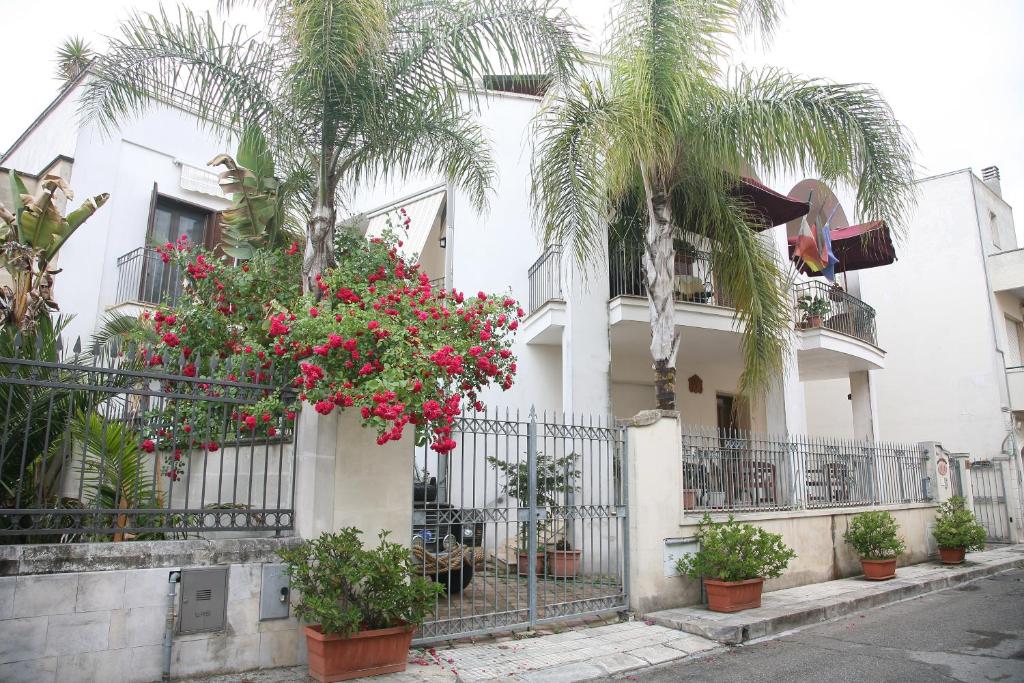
[663,537,699,577]
[178,567,229,634]
[260,563,291,621]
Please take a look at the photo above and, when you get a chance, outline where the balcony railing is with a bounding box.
[527,246,563,313]
[115,247,185,307]
[793,281,877,345]
[681,424,930,513]
[608,242,730,307]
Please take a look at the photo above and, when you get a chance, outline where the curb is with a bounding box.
[645,554,1024,645]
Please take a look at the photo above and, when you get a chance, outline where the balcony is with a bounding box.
[793,281,884,380]
[609,242,731,307]
[114,247,184,308]
[1008,366,1024,412]
[522,247,566,345]
[988,248,1024,298]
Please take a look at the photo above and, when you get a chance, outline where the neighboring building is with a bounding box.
[805,167,1024,461]
[0,73,233,345]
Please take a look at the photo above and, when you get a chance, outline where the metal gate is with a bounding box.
[969,459,1012,543]
[411,408,627,643]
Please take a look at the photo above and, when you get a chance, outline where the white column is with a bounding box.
[850,370,879,442]
[292,405,413,548]
[560,253,612,418]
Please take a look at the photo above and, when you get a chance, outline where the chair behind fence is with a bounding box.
[0,335,296,541]
[681,424,930,513]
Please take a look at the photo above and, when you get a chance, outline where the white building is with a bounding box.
[8,72,1020,463]
[804,167,1024,461]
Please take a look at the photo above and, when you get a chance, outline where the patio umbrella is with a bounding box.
[734,177,811,229]
[787,220,896,276]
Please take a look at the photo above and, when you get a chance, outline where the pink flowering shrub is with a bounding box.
[133,225,520,477]
[277,230,521,452]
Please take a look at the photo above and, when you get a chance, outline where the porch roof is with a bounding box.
[787,220,897,275]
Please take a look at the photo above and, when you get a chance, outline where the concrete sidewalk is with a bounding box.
[646,544,1024,645]
[182,544,1024,683]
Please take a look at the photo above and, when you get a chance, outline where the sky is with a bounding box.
[2,0,1022,240]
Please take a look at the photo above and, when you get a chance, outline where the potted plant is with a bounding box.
[797,295,830,328]
[843,511,906,580]
[675,515,796,613]
[278,528,442,682]
[932,496,987,564]
[488,452,579,576]
[547,538,582,578]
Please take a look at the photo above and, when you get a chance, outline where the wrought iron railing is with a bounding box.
[0,336,297,541]
[681,424,930,513]
[793,281,877,345]
[528,246,563,313]
[608,242,730,306]
[115,246,185,307]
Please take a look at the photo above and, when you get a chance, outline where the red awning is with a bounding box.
[734,177,810,229]
[787,220,896,275]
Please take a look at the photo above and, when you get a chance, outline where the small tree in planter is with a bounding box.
[932,496,986,564]
[278,528,443,682]
[843,511,906,580]
[675,515,796,613]
[487,451,579,576]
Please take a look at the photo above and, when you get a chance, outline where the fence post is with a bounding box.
[527,407,539,628]
[919,441,947,502]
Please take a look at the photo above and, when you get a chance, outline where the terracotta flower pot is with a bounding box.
[546,549,582,578]
[304,624,413,682]
[517,552,545,577]
[808,315,822,328]
[939,547,966,565]
[703,577,764,613]
[860,557,897,580]
[682,489,699,510]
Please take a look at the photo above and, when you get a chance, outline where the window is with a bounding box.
[1006,317,1023,368]
[141,195,214,304]
[990,211,1001,250]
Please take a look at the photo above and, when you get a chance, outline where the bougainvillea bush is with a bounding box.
[280,229,521,453]
[134,225,521,479]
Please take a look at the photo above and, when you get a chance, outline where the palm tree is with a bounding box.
[55,36,95,86]
[531,0,914,410]
[81,0,581,292]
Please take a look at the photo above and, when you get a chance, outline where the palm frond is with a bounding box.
[697,66,916,232]
[530,80,611,266]
[81,5,279,137]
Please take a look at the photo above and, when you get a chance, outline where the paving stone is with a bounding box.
[76,571,128,612]
[626,644,687,665]
[0,577,14,619]
[516,661,606,682]
[591,652,647,674]
[13,573,78,617]
[0,616,48,664]
[45,611,112,657]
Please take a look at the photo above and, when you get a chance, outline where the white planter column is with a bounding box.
[850,370,879,442]
[560,253,612,418]
[765,332,808,507]
[293,405,413,548]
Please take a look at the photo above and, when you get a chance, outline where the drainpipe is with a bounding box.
[968,175,1024,537]
[162,570,181,683]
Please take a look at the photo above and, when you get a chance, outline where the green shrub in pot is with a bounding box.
[843,510,905,580]
[932,496,986,563]
[675,515,796,612]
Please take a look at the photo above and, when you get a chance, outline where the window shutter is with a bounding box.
[207,211,227,260]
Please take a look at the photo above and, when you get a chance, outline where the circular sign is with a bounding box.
[937,460,948,477]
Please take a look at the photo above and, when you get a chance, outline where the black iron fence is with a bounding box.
[0,336,296,541]
[793,280,877,345]
[681,424,930,513]
[115,246,185,306]
[411,407,626,643]
[608,242,730,306]
[527,247,563,313]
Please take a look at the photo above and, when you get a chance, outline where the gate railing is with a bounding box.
[0,336,297,541]
[966,458,1012,543]
[411,407,626,643]
[681,425,930,513]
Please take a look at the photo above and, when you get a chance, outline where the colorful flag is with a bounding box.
[819,204,840,282]
[794,216,825,272]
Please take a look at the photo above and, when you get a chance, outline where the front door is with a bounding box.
[142,198,210,304]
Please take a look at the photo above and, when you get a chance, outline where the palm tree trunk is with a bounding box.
[303,169,338,295]
[641,169,681,410]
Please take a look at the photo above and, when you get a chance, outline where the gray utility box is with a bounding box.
[260,563,291,620]
[178,567,229,634]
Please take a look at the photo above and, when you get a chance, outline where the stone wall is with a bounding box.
[0,538,305,683]
[625,411,940,614]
